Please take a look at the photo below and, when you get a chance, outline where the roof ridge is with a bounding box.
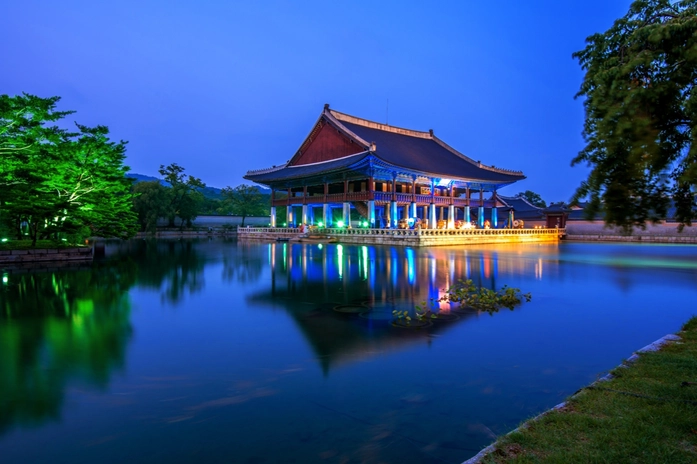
[328,108,432,139]
[245,163,288,176]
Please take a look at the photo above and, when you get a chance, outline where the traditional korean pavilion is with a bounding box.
[244,105,526,229]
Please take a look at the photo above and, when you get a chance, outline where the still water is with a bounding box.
[1,239,696,463]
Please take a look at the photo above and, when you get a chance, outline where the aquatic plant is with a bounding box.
[439,279,531,313]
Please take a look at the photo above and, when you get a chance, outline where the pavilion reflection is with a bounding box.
[250,242,550,374]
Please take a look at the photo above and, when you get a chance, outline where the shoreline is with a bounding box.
[462,323,694,463]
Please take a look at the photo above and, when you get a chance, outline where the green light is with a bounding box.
[318,221,324,227]
[2,275,7,284]
[0,238,7,242]
[318,244,323,250]
[362,221,368,227]
[283,222,287,227]
[337,220,345,228]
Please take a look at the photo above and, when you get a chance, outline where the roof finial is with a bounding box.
[324,103,330,110]
[429,129,434,137]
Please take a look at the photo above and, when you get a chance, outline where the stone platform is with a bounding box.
[238,227,564,247]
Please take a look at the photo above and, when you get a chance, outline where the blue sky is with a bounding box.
[1,0,632,202]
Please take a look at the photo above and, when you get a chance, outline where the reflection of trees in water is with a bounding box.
[0,259,136,435]
[222,241,263,284]
[109,239,207,305]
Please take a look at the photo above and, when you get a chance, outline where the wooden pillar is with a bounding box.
[343,179,348,202]
[368,176,374,200]
[323,182,328,203]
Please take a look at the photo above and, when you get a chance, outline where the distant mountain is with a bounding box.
[126,173,268,200]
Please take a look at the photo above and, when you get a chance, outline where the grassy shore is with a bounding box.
[0,239,87,251]
[478,317,697,464]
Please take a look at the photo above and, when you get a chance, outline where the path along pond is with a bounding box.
[1,239,696,464]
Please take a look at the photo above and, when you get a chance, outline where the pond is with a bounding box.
[1,239,696,463]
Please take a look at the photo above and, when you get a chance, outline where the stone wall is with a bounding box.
[238,227,562,247]
[0,247,93,264]
[565,221,697,244]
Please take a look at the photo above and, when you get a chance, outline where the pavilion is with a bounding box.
[244,104,526,229]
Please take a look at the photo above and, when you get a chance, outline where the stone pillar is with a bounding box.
[439,206,444,221]
[368,200,375,227]
[465,206,471,224]
[478,206,485,228]
[390,201,398,228]
[301,204,308,225]
[323,204,331,227]
[287,206,294,227]
[343,202,350,227]
[429,203,437,228]
[492,207,498,228]
[270,206,276,227]
[308,206,314,225]
[448,205,455,229]
[410,202,417,219]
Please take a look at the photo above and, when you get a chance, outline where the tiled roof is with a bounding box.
[245,151,370,183]
[245,106,526,186]
[338,119,524,183]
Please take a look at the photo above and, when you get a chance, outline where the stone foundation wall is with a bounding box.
[0,247,93,264]
[238,227,562,247]
[565,221,697,244]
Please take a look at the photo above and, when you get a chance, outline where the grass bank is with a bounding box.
[477,317,697,464]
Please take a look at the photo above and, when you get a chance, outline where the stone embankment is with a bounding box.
[0,247,93,264]
[565,221,697,244]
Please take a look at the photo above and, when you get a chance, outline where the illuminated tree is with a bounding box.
[572,0,697,231]
[0,94,137,244]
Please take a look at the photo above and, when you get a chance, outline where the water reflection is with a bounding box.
[0,259,136,435]
[251,243,535,374]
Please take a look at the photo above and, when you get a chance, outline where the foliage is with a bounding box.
[438,279,531,313]
[132,181,170,232]
[158,163,206,228]
[220,184,268,226]
[572,0,697,231]
[516,190,547,208]
[392,281,530,326]
[0,93,138,245]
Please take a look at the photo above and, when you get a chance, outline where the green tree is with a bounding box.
[158,163,205,228]
[220,184,268,226]
[572,0,697,231]
[132,181,170,232]
[0,94,137,244]
[516,190,547,208]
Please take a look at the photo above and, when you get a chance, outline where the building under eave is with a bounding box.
[244,104,526,229]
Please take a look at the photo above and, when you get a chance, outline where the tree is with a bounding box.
[516,190,547,208]
[132,181,170,232]
[571,0,697,231]
[220,184,268,226]
[0,94,137,244]
[158,163,205,228]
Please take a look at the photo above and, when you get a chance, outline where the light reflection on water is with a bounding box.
[0,239,696,463]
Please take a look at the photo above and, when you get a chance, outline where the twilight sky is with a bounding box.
[1,0,632,202]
